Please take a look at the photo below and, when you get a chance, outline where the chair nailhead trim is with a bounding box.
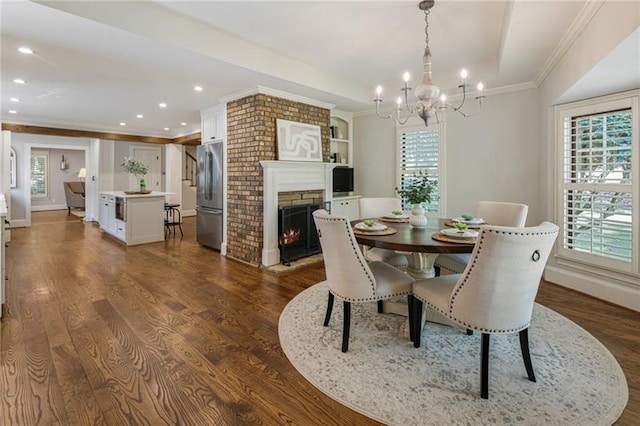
[416,226,557,333]
[317,215,382,299]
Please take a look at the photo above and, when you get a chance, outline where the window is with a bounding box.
[10,148,16,188]
[31,151,49,198]
[396,122,444,215]
[556,93,638,276]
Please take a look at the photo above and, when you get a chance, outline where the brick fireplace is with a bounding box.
[225,91,333,266]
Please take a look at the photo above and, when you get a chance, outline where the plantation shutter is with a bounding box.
[557,95,638,275]
[396,123,441,214]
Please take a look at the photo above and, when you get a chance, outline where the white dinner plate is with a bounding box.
[383,212,409,219]
[452,216,485,225]
[440,228,479,238]
[355,222,388,231]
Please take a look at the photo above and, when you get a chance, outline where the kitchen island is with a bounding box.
[99,191,173,246]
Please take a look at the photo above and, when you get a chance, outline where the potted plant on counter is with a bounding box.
[396,170,437,228]
[121,157,149,193]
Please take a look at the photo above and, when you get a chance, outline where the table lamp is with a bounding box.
[78,167,87,181]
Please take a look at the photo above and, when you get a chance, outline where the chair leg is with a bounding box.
[413,299,423,348]
[341,301,351,353]
[68,207,71,215]
[377,300,383,313]
[519,328,536,382]
[323,292,334,326]
[481,333,490,399]
[407,295,415,342]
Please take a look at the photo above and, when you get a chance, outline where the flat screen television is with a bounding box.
[333,167,354,193]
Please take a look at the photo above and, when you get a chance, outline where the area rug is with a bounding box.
[279,282,628,425]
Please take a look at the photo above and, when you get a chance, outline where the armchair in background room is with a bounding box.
[63,181,86,215]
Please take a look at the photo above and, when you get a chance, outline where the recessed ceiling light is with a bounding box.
[194,86,203,92]
[159,102,167,108]
[120,122,126,126]
[180,122,187,126]
[136,114,143,118]
[164,127,170,131]
[18,47,34,55]
[8,110,17,114]
[13,78,26,84]
[10,97,20,103]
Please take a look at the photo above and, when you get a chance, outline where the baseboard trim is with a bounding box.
[31,204,67,212]
[8,219,27,228]
[182,209,196,217]
[545,265,640,312]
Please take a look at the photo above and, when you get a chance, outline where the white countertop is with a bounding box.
[0,193,7,217]
[100,191,173,199]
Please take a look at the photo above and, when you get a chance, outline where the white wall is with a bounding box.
[353,87,540,224]
[538,0,640,310]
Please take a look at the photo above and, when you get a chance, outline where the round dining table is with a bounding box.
[353,217,477,323]
[353,218,476,279]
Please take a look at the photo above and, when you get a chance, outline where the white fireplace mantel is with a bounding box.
[260,160,337,267]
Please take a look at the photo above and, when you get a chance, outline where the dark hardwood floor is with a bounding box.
[1,210,637,425]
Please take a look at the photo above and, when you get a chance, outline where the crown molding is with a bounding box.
[218,86,336,110]
[535,0,606,86]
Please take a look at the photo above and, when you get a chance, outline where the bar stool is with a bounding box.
[164,203,183,238]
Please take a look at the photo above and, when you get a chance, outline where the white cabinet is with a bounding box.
[332,195,360,221]
[330,110,353,166]
[201,104,226,143]
[99,194,116,235]
[115,219,126,240]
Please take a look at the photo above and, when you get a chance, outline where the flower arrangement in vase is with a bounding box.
[396,170,437,228]
[121,157,149,192]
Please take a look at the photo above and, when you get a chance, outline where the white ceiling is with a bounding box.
[0,0,594,138]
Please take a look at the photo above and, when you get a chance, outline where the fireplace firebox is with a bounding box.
[278,202,329,266]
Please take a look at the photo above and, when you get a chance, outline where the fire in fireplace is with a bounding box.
[278,202,329,266]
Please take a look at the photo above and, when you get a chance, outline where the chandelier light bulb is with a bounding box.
[477,82,484,91]
[440,94,447,103]
[403,72,411,83]
[18,47,34,55]
[375,85,383,101]
[396,97,403,106]
[460,68,468,80]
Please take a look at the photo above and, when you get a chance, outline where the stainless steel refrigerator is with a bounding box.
[196,142,223,250]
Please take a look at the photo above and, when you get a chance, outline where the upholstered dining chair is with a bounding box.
[434,201,528,275]
[411,222,559,399]
[313,209,415,352]
[358,197,408,270]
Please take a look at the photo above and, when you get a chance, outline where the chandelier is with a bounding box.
[374,0,485,126]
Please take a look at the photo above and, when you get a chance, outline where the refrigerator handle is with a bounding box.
[206,151,213,200]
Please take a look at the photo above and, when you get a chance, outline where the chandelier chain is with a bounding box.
[424,10,430,48]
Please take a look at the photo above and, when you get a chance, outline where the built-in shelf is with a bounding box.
[330,111,353,166]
